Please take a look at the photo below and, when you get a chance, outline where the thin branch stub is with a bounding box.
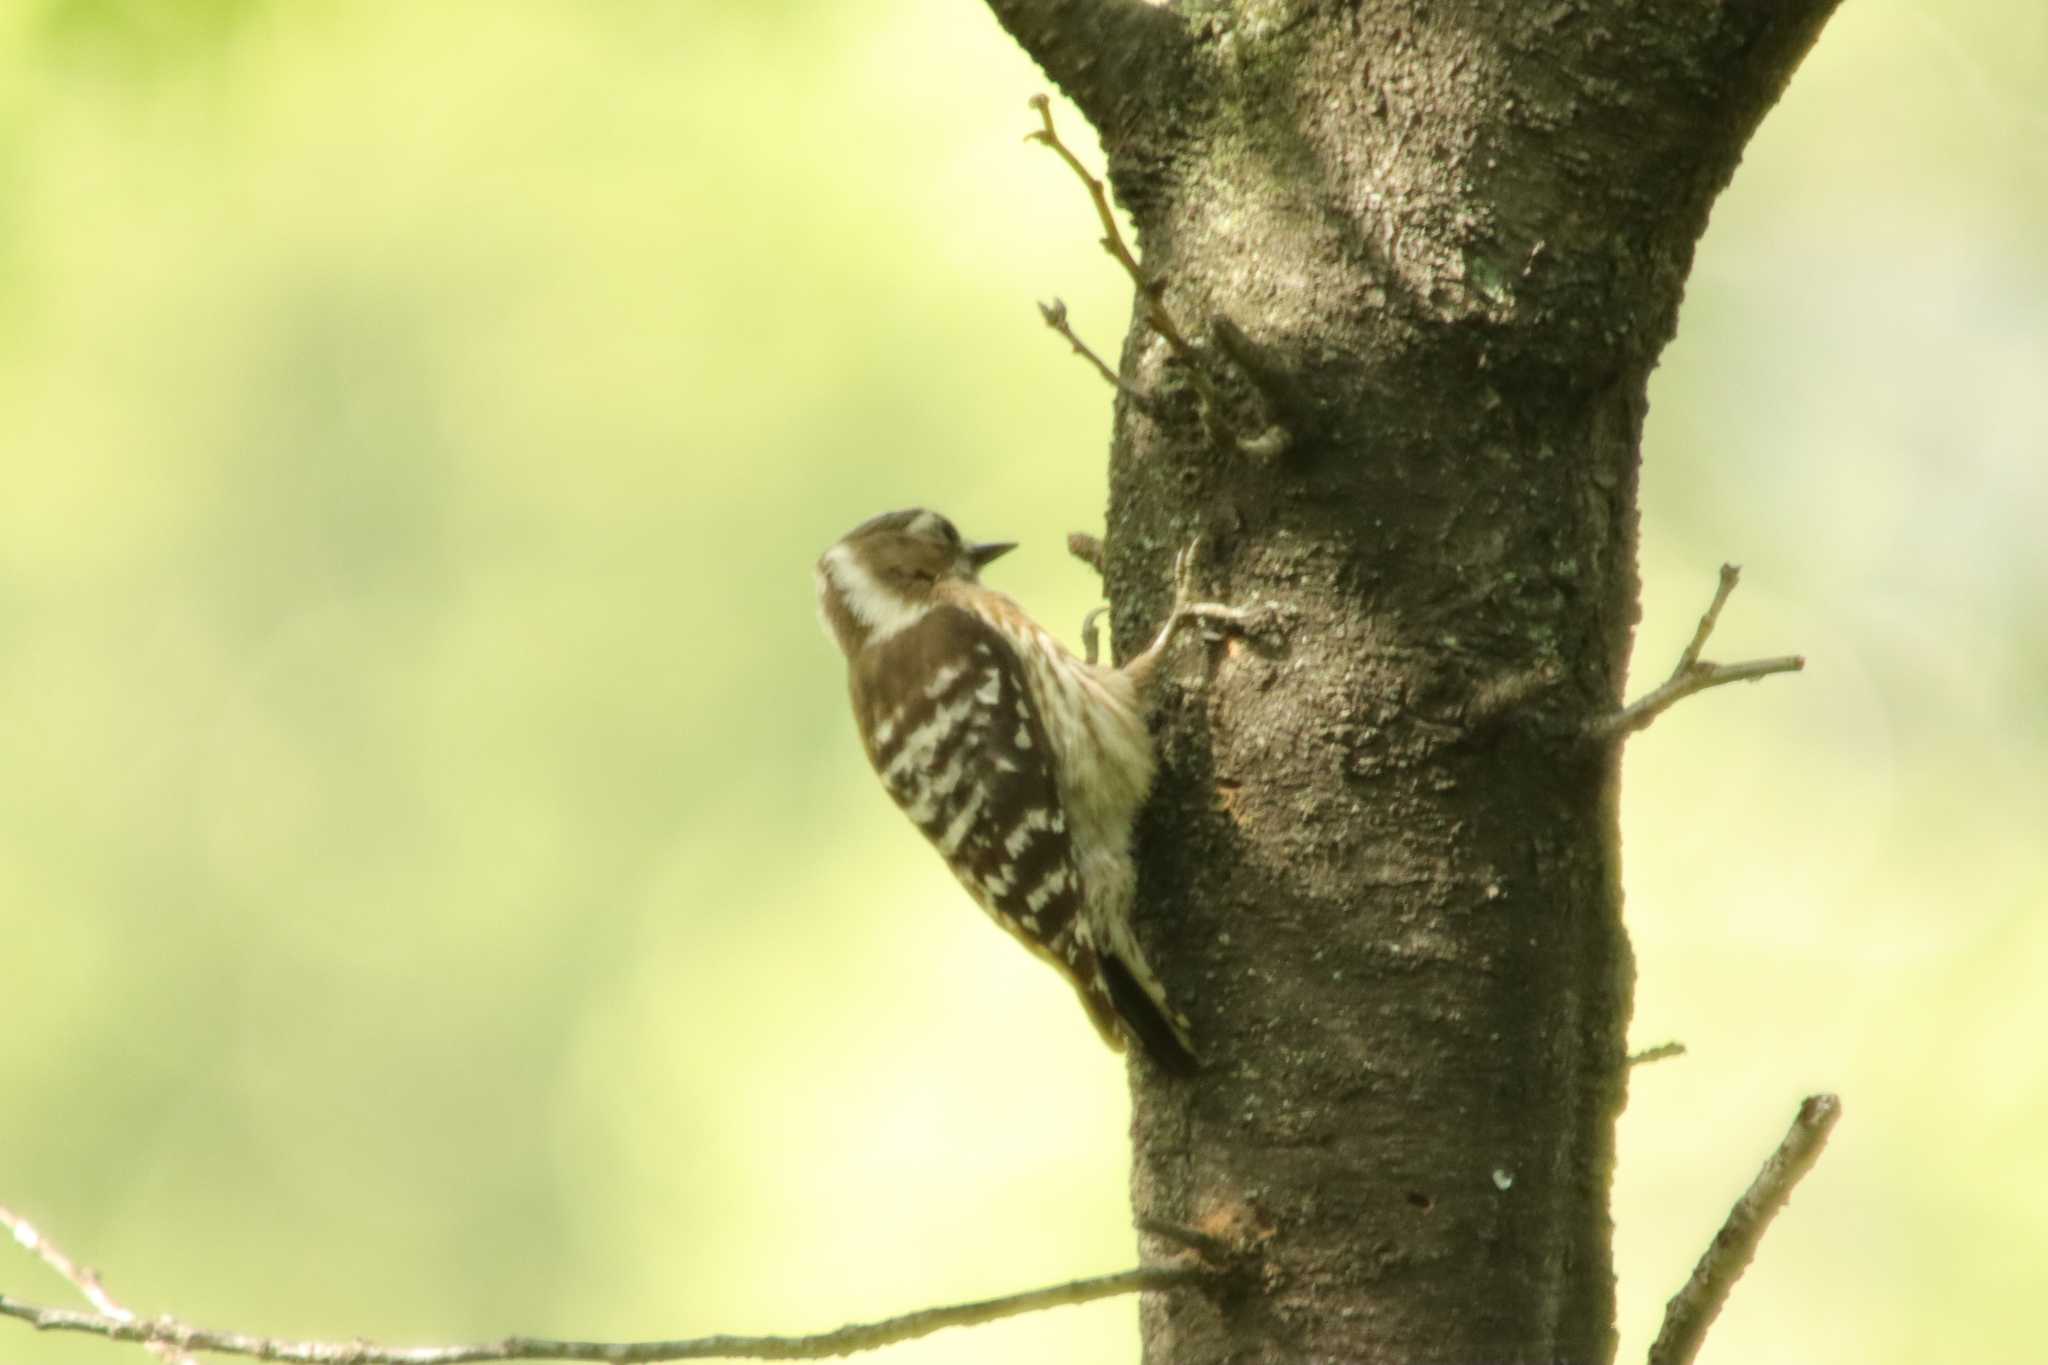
[1595,564,1804,741]
[1066,531,1106,577]
[1038,297,1153,408]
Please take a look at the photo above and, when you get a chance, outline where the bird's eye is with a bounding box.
[936,517,960,545]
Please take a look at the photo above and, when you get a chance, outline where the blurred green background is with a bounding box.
[0,2,2040,1362]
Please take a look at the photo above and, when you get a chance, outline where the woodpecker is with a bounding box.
[815,508,1243,1073]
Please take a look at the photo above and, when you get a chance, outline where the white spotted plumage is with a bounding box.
[814,508,1244,1073]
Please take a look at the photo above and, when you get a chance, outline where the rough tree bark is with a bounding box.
[981,3,1841,1362]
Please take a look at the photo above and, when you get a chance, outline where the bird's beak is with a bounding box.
[968,540,1017,570]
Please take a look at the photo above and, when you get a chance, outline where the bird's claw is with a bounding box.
[1080,605,1110,665]
[1169,537,1202,616]
[1168,536,1249,641]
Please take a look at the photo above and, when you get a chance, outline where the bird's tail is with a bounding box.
[1100,951,1201,1076]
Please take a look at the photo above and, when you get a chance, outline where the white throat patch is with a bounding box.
[822,542,928,646]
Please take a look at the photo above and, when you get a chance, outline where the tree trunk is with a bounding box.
[983,3,1841,1361]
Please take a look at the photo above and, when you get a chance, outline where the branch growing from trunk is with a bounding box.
[1625,1041,1687,1068]
[1025,97,1199,366]
[0,1204,1215,1365]
[1647,1094,1843,1365]
[1038,297,1154,409]
[1593,564,1805,741]
[1026,96,1291,458]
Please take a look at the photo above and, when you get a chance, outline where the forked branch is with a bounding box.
[1594,564,1804,741]
[1026,94,1197,363]
[1,1202,194,1365]
[1024,97,1291,457]
[1,1201,1212,1364]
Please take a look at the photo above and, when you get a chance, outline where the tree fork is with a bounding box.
[986,2,1842,1361]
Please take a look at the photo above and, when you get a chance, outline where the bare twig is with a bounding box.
[1676,563,1741,674]
[1594,564,1804,741]
[1037,298,1153,408]
[1024,96,1297,458]
[1026,95,1258,453]
[1626,1041,1688,1068]
[1647,1093,1842,1365]
[1025,95,1197,363]
[1,1202,195,1365]
[1,1264,1209,1364]
[2,1204,134,1326]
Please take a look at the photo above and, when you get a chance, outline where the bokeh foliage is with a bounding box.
[1,3,2041,1363]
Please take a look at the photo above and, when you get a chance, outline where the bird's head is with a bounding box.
[815,508,1015,656]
